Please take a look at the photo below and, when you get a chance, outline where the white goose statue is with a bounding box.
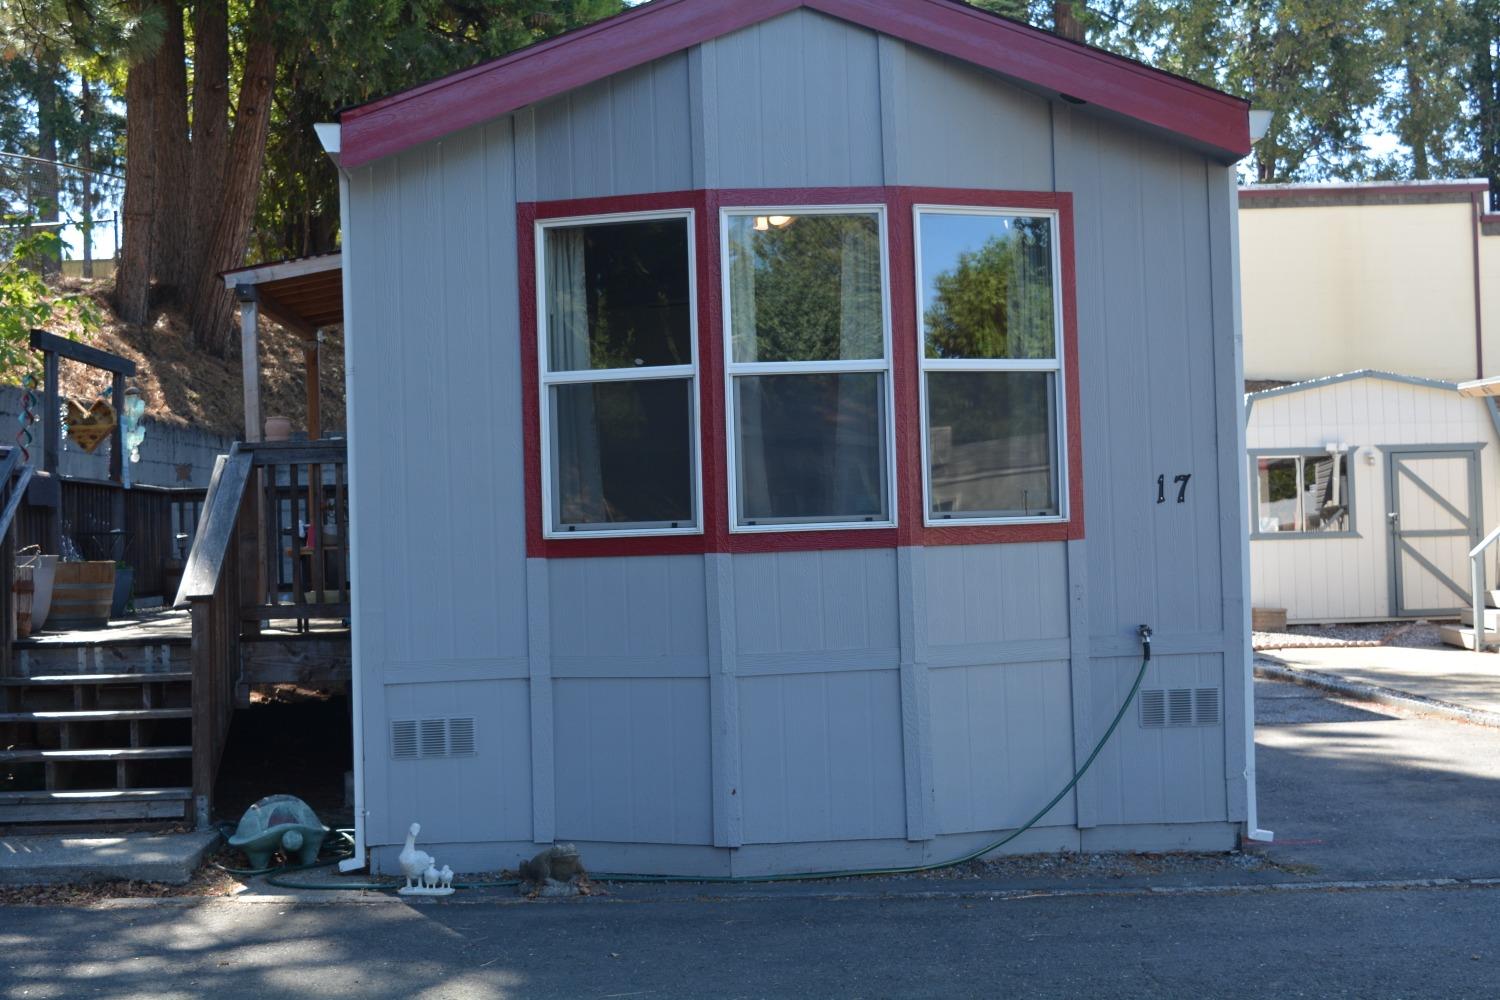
[399,822,434,889]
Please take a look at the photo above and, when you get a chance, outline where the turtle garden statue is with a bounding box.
[228,794,331,869]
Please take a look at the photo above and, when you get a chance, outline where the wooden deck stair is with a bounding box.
[0,657,196,823]
[0,439,352,829]
[1440,590,1500,650]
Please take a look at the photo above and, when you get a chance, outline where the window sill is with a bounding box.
[1250,531,1361,541]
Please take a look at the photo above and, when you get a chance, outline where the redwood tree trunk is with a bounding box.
[188,2,277,355]
[114,43,158,326]
[188,0,230,271]
[1053,1,1083,41]
[151,0,191,295]
[33,67,62,277]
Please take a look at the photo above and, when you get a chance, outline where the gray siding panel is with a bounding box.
[704,10,883,189]
[928,659,1076,834]
[923,543,1070,646]
[732,549,900,656]
[1081,655,1228,826]
[1063,115,1225,642]
[379,679,532,845]
[894,46,1054,190]
[548,556,709,666]
[349,119,530,848]
[533,53,694,200]
[345,13,1249,868]
[738,668,906,843]
[552,678,714,845]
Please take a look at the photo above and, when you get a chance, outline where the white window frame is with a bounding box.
[720,204,899,534]
[913,204,1070,527]
[535,208,703,540]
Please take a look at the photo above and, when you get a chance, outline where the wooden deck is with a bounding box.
[17,608,350,648]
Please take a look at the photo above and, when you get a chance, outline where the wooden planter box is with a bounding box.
[50,561,117,629]
[1252,607,1288,632]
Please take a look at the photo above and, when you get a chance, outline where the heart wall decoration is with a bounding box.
[63,397,117,454]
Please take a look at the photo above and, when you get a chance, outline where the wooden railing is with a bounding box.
[0,447,35,678]
[175,439,348,826]
[16,478,206,601]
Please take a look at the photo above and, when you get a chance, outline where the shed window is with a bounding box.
[916,209,1064,522]
[538,212,699,535]
[1255,454,1350,534]
[722,208,894,529]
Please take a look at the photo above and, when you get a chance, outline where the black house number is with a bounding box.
[1157,474,1191,504]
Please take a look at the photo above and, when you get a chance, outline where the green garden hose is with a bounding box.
[242,629,1154,892]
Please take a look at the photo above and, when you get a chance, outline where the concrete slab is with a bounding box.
[1258,644,1500,721]
[0,830,219,886]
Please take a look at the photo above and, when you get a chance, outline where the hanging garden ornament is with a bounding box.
[15,372,37,463]
[62,397,116,454]
[122,387,147,471]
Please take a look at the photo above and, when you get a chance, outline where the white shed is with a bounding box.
[1246,371,1500,624]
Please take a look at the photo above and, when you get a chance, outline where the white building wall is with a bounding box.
[1247,374,1500,623]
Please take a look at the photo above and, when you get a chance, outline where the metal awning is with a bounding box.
[220,252,344,442]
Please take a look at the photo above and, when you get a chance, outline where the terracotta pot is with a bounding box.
[264,415,293,442]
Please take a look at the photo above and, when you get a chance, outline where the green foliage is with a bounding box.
[252,0,627,260]
[0,228,100,380]
[924,220,1055,361]
[727,214,883,364]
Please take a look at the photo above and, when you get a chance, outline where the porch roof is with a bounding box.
[221,252,344,334]
[220,252,344,442]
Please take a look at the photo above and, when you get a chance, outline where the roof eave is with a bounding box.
[339,0,1250,170]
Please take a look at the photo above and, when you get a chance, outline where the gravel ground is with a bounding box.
[1253,619,1449,651]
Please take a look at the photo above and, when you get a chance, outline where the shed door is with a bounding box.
[1387,449,1481,617]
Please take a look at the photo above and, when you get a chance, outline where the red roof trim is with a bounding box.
[340,0,1250,170]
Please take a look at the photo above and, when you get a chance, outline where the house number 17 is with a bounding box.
[1157,474,1191,504]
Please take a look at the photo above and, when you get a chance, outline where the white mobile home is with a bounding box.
[1247,371,1500,624]
[321,0,1259,877]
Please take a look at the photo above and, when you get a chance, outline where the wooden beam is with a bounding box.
[237,289,262,442]
[305,336,322,441]
[256,286,319,340]
[29,329,137,376]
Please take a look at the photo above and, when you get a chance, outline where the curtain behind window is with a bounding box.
[547,230,604,523]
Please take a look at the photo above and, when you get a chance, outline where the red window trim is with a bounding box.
[519,186,1084,558]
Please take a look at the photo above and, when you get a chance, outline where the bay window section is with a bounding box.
[539,212,699,535]
[723,208,894,529]
[917,208,1064,522]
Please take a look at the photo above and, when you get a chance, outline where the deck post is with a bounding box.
[237,286,262,443]
[42,348,61,556]
[189,597,214,829]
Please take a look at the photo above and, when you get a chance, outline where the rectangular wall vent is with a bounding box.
[1139,689,1167,728]
[1139,688,1221,728]
[391,717,477,760]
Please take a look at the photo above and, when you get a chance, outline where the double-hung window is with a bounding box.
[915,207,1065,523]
[537,211,700,536]
[722,206,895,530]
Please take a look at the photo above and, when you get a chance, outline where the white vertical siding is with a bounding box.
[1247,376,1499,622]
